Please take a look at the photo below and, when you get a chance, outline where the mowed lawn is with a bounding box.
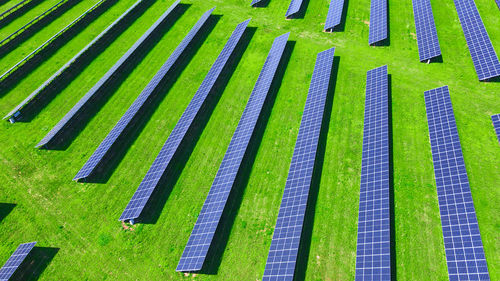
[0,0,499,279]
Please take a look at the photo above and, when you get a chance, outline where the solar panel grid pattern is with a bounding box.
[412,0,442,61]
[452,0,500,80]
[424,86,490,281]
[355,65,390,281]
[492,114,500,144]
[250,0,262,6]
[35,0,180,148]
[368,0,387,45]
[119,19,250,222]
[4,0,144,121]
[0,242,36,281]
[285,0,303,17]
[73,8,215,181]
[176,32,290,272]
[324,0,345,30]
[262,47,335,281]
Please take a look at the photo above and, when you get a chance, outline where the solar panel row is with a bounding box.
[368,0,387,45]
[250,0,264,7]
[35,0,181,149]
[324,0,345,31]
[73,7,215,182]
[355,65,390,281]
[285,0,303,18]
[411,0,442,62]
[119,19,251,223]
[492,114,500,144]
[263,47,335,281]
[0,0,31,23]
[424,86,490,281]
[3,0,144,123]
[452,0,500,80]
[176,32,290,273]
[0,242,36,281]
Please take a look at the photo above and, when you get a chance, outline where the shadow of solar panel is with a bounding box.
[176,32,290,272]
[73,7,215,182]
[424,86,490,281]
[3,0,144,123]
[412,0,441,62]
[368,0,387,45]
[285,0,303,18]
[324,0,345,31]
[452,0,500,80]
[355,65,391,281]
[492,114,500,144]
[262,47,335,281]
[0,242,36,281]
[0,0,33,27]
[35,0,181,149]
[119,19,251,223]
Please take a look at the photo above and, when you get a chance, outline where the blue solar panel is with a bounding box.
[119,19,251,223]
[324,0,345,31]
[368,0,387,45]
[495,0,500,10]
[73,8,215,182]
[412,0,441,61]
[35,0,180,149]
[355,65,390,281]
[3,0,144,123]
[0,242,36,281]
[492,114,500,144]
[424,86,490,281]
[285,0,303,18]
[262,47,335,281]
[452,0,500,80]
[176,32,290,272]
[250,0,263,7]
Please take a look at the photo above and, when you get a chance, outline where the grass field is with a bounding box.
[0,0,499,279]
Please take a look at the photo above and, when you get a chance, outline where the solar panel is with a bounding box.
[73,8,215,182]
[324,0,345,31]
[424,86,490,281]
[3,0,144,123]
[285,0,303,18]
[492,114,500,144]
[368,0,387,45]
[0,0,31,23]
[35,0,180,149]
[452,0,500,80]
[119,19,251,223]
[250,0,263,7]
[262,47,335,281]
[354,65,391,281]
[0,242,36,281]
[177,32,290,272]
[495,0,500,10]
[412,0,442,61]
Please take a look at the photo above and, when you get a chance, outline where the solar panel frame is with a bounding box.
[0,242,36,281]
[368,0,388,45]
[285,0,303,18]
[262,47,335,281]
[452,0,500,80]
[424,86,490,281]
[354,65,391,281]
[411,0,442,61]
[35,0,180,149]
[73,7,215,182]
[176,32,290,272]
[324,0,345,31]
[492,114,500,144]
[119,19,251,222]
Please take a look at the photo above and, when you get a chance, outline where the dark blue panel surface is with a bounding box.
[285,0,303,18]
[355,65,391,281]
[412,0,441,61]
[262,47,335,281]
[368,0,387,45]
[324,0,345,31]
[0,242,36,281]
[492,114,500,144]
[424,86,490,281]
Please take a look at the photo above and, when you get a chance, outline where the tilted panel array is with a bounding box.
[0,0,31,22]
[354,65,390,281]
[452,0,500,80]
[119,19,251,222]
[492,114,500,144]
[368,0,387,45]
[36,0,180,149]
[177,32,290,272]
[424,86,490,280]
[4,0,144,123]
[0,242,36,281]
[250,0,263,7]
[73,8,215,182]
[324,0,345,31]
[285,0,303,18]
[262,47,335,281]
[412,0,441,61]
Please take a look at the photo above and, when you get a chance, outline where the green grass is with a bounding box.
[0,0,499,279]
